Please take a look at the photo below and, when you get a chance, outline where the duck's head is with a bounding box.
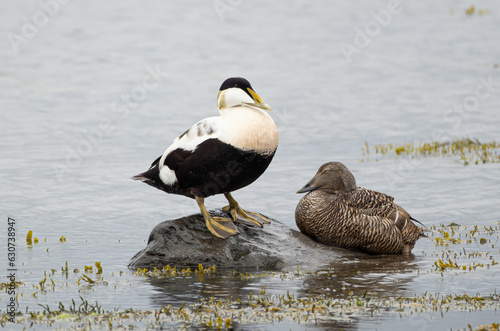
[217,77,272,112]
[297,162,357,194]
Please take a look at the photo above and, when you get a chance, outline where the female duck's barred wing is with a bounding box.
[348,188,421,228]
[356,214,406,254]
[342,188,398,220]
[329,199,405,254]
[298,194,397,237]
[344,188,425,245]
[347,203,421,250]
[342,187,395,210]
[342,188,413,233]
[400,216,426,245]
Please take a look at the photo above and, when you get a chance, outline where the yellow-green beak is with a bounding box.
[247,88,272,111]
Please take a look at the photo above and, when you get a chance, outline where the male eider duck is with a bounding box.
[295,162,426,254]
[133,77,278,239]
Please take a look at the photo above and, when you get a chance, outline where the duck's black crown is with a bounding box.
[219,77,253,92]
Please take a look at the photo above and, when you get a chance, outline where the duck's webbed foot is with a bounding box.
[196,196,239,239]
[222,192,272,227]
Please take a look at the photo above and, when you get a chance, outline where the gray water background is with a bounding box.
[1,1,500,330]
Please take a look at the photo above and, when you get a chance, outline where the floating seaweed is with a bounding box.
[468,323,500,331]
[4,223,500,329]
[26,230,38,245]
[135,264,217,282]
[464,5,491,16]
[361,137,500,165]
[3,290,499,330]
[428,224,499,273]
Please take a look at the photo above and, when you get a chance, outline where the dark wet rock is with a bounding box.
[129,209,356,269]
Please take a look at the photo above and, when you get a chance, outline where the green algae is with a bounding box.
[468,322,500,331]
[465,5,491,16]
[361,137,500,165]
[3,223,500,330]
[426,223,499,273]
[134,264,217,283]
[3,289,499,330]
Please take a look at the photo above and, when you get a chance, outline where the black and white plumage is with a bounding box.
[295,162,426,254]
[134,77,278,239]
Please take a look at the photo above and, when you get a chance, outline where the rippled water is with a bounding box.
[1,0,500,329]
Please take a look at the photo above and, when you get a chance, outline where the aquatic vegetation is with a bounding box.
[468,323,500,331]
[26,230,38,245]
[77,274,95,285]
[233,265,331,281]
[427,224,499,273]
[431,224,499,247]
[135,264,217,282]
[464,5,490,16]
[26,231,65,245]
[3,258,500,329]
[466,5,475,15]
[61,261,69,273]
[95,261,103,274]
[4,223,500,329]
[361,137,500,165]
[3,290,499,329]
[18,261,109,301]
[83,262,102,274]
[0,280,22,290]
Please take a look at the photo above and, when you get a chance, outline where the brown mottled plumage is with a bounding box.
[295,162,426,254]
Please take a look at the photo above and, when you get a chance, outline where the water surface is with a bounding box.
[1,1,500,329]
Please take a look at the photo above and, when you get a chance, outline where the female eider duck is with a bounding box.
[133,77,278,239]
[295,162,426,254]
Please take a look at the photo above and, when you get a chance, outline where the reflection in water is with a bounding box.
[141,224,500,329]
[148,272,253,306]
[303,253,418,298]
[2,0,500,329]
[145,251,420,330]
[146,252,419,306]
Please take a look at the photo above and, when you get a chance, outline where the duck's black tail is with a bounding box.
[132,155,161,186]
[132,155,190,198]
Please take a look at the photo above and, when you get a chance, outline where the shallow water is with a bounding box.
[1,0,500,329]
